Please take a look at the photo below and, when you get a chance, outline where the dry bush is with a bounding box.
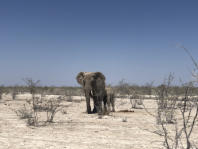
[31,96,64,122]
[156,83,198,149]
[11,86,19,100]
[43,96,65,122]
[16,95,66,125]
[64,90,73,102]
[23,78,40,126]
[143,72,198,148]
[116,79,144,109]
[15,104,33,119]
[0,86,6,100]
[14,78,73,126]
[146,47,198,149]
[155,74,177,124]
[0,87,3,100]
[117,79,130,95]
[144,81,155,95]
[129,92,144,109]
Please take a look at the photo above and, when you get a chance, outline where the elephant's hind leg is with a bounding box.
[103,95,108,114]
[110,94,115,112]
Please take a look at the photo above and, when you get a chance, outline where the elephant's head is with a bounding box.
[76,72,106,90]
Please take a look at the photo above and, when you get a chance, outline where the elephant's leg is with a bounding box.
[107,95,111,113]
[103,95,108,114]
[98,97,103,116]
[90,91,97,113]
[86,97,92,114]
[92,96,98,113]
[85,92,92,114]
[93,96,101,114]
[111,95,115,112]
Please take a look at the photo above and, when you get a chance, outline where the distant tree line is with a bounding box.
[1,83,198,97]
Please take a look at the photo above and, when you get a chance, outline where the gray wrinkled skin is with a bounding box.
[105,88,116,113]
[76,72,106,115]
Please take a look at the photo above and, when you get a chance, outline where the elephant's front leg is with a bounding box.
[85,92,92,114]
[98,96,103,116]
[92,96,98,113]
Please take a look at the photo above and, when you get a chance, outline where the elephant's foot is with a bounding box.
[87,107,92,114]
[103,110,110,115]
[87,111,92,114]
[92,107,97,113]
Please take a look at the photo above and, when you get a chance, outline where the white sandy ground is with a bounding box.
[0,94,198,149]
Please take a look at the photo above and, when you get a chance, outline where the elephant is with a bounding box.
[105,87,116,113]
[76,72,107,115]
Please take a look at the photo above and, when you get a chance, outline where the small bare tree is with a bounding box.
[15,104,33,119]
[16,79,67,125]
[0,86,6,100]
[117,79,144,109]
[45,97,64,122]
[179,83,198,149]
[116,79,144,109]
[129,91,144,109]
[155,73,177,124]
[155,83,198,149]
[23,78,40,126]
[148,47,198,149]
[0,86,3,100]
[144,81,155,96]
[142,73,198,148]
[64,90,73,102]
[11,86,19,100]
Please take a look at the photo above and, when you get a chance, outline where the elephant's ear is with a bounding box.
[76,72,85,86]
[94,72,106,81]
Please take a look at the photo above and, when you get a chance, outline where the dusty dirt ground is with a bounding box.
[0,94,197,149]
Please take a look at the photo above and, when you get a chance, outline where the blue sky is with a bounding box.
[0,0,198,86]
